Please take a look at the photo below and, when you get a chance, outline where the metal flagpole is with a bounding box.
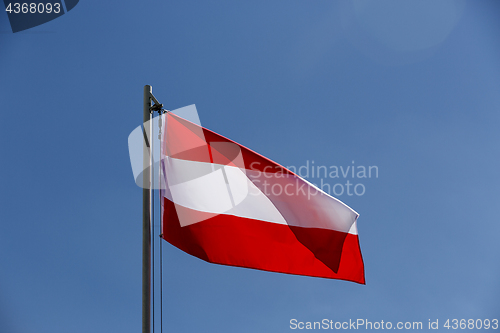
[143,85,152,333]
[143,85,163,333]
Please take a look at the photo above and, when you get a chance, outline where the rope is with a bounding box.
[151,114,155,333]
[160,218,163,333]
[159,111,164,333]
[157,110,164,333]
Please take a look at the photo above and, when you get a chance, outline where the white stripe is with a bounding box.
[163,157,359,234]
[164,157,287,227]
[348,221,358,235]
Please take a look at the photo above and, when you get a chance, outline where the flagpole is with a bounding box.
[143,85,152,333]
[143,85,163,333]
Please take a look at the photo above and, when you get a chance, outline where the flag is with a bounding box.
[160,112,365,284]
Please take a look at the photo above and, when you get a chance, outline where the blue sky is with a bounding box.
[1,1,499,332]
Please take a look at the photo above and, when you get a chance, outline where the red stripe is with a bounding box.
[162,197,365,284]
[165,113,294,176]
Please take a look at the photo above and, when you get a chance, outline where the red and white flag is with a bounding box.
[160,111,365,284]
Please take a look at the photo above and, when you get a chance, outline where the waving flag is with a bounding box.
[160,111,365,284]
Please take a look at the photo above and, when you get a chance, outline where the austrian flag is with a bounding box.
[160,112,365,284]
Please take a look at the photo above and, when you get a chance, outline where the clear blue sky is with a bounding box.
[1,1,499,332]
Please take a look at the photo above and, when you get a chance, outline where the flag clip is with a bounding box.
[150,103,163,113]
